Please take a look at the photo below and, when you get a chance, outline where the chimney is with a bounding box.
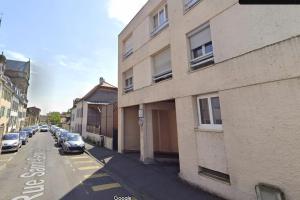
[99,77,105,85]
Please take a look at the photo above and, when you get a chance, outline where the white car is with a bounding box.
[1,133,22,153]
[40,125,49,132]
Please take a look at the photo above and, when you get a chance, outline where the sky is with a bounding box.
[0,0,147,114]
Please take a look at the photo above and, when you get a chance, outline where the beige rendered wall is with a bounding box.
[118,0,300,199]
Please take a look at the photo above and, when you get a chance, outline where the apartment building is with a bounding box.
[70,77,118,150]
[118,1,300,199]
[0,75,13,134]
[25,106,41,126]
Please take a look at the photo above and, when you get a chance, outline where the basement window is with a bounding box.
[198,166,230,183]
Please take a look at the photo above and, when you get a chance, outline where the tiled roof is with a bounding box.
[5,60,30,73]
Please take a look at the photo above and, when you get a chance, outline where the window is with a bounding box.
[123,34,133,59]
[123,69,133,93]
[0,107,5,117]
[7,109,10,117]
[197,94,222,130]
[188,25,214,70]
[151,4,169,36]
[152,47,172,83]
[184,0,201,11]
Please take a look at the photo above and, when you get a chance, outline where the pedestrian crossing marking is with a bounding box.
[84,173,108,179]
[91,183,121,192]
[74,160,96,164]
[0,157,12,162]
[78,165,102,170]
[70,156,89,160]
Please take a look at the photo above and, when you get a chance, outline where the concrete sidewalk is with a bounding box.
[84,142,224,200]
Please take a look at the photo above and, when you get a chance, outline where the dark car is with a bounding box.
[19,131,29,145]
[61,134,85,154]
[22,128,34,137]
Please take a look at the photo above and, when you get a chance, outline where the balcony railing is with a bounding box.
[124,85,133,93]
[123,48,133,59]
[150,20,169,37]
[153,69,172,83]
[190,52,214,70]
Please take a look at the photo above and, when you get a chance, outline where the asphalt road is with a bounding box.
[0,131,135,200]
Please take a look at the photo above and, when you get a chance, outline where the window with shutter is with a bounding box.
[152,47,172,83]
[123,68,133,93]
[123,34,133,59]
[188,25,214,70]
[151,4,169,37]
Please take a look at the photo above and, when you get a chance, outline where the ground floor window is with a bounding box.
[197,94,222,130]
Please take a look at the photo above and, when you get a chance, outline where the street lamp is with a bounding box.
[0,52,6,73]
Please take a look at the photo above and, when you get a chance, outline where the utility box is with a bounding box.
[255,183,285,200]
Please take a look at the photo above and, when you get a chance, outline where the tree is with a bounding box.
[47,112,61,125]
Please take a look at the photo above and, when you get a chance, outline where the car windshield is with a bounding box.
[20,132,27,137]
[42,125,47,128]
[3,134,18,140]
[66,135,81,141]
[60,132,69,138]
[22,128,31,131]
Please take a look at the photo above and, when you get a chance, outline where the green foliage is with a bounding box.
[47,112,61,125]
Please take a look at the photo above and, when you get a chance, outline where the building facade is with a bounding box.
[118,1,300,199]
[70,78,118,150]
[0,55,28,135]
[25,106,41,126]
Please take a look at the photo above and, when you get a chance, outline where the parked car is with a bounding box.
[61,133,85,154]
[55,128,65,139]
[22,128,34,137]
[32,125,39,133]
[40,125,49,132]
[50,125,58,134]
[19,131,29,145]
[1,133,22,153]
[57,131,70,146]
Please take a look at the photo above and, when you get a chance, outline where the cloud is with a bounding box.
[107,0,148,25]
[54,54,90,71]
[5,50,30,61]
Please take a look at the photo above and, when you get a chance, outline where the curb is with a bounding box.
[84,149,106,166]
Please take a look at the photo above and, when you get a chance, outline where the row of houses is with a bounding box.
[0,53,30,136]
[70,77,118,150]
[68,1,299,199]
